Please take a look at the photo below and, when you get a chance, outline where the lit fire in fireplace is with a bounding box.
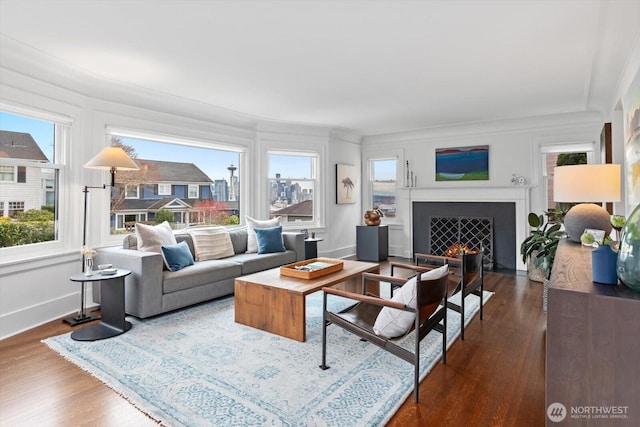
[444,243,477,258]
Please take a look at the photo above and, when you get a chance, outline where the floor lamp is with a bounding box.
[64,147,139,325]
[553,164,621,242]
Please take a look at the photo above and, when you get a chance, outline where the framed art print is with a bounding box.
[336,164,358,204]
[435,145,489,181]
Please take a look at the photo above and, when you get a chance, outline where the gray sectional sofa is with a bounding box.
[94,227,304,318]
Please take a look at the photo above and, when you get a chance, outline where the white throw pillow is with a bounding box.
[135,221,177,253]
[187,227,235,261]
[246,216,281,253]
[373,265,448,338]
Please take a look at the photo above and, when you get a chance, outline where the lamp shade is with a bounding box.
[84,147,139,171]
[553,164,621,242]
[554,164,621,203]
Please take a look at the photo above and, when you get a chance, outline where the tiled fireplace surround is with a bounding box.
[397,186,532,271]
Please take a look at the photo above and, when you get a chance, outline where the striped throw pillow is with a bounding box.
[186,227,235,261]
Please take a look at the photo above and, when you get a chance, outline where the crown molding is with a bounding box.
[362,111,604,145]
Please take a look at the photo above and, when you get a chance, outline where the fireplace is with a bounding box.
[429,215,494,269]
[413,202,516,270]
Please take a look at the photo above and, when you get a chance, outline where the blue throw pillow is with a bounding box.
[254,226,286,254]
[161,241,195,271]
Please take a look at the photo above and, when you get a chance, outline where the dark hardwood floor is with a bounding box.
[0,259,546,426]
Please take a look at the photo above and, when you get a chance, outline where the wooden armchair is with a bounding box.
[319,264,449,402]
[415,251,484,340]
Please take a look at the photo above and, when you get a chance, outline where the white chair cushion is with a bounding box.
[373,264,448,338]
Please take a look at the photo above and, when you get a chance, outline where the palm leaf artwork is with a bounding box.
[336,164,357,204]
[342,177,354,197]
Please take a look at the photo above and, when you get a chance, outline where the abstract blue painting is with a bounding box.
[435,145,489,181]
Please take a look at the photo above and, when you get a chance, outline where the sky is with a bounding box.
[118,136,242,183]
[0,111,55,161]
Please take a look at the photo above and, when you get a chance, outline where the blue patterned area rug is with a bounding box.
[44,290,492,426]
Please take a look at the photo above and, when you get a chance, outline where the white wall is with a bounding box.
[362,112,607,264]
[324,131,363,259]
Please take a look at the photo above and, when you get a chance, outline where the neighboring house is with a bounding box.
[0,130,52,217]
[271,199,313,223]
[112,159,238,230]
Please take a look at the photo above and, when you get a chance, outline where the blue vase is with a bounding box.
[592,244,618,285]
[617,203,640,292]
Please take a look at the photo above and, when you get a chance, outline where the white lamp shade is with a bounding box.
[84,147,139,171]
[553,164,621,203]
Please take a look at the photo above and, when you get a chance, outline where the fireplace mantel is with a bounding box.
[397,186,533,270]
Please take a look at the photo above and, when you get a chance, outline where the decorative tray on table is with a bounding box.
[280,258,344,279]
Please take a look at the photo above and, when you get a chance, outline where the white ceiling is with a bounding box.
[1,0,639,135]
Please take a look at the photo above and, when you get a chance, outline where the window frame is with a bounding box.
[125,184,140,199]
[363,149,402,225]
[266,148,320,228]
[158,183,171,195]
[102,126,246,240]
[0,165,16,182]
[0,105,70,259]
[369,157,398,222]
[188,184,199,199]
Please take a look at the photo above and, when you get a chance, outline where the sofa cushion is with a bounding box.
[254,226,286,254]
[186,227,235,261]
[373,265,448,338]
[161,241,195,272]
[246,216,281,253]
[175,233,196,258]
[228,226,248,254]
[135,221,177,253]
[163,259,242,294]
[123,234,138,250]
[231,251,297,275]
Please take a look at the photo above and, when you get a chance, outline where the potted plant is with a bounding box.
[520,212,565,280]
[520,212,565,310]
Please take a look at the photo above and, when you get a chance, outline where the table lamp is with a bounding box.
[64,146,139,325]
[553,164,621,242]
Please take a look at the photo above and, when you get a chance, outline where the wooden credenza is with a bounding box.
[546,239,640,426]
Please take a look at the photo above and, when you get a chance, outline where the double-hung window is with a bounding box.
[188,185,199,199]
[125,184,139,199]
[369,158,397,219]
[158,183,171,195]
[0,109,65,248]
[267,151,317,224]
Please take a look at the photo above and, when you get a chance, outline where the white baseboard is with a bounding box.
[0,292,97,340]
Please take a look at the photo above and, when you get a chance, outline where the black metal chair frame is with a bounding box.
[320,265,449,402]
[415,251,484,340]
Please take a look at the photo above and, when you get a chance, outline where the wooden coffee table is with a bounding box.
[234,259,379,341]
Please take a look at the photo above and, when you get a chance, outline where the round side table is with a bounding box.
[69,269,132,341]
